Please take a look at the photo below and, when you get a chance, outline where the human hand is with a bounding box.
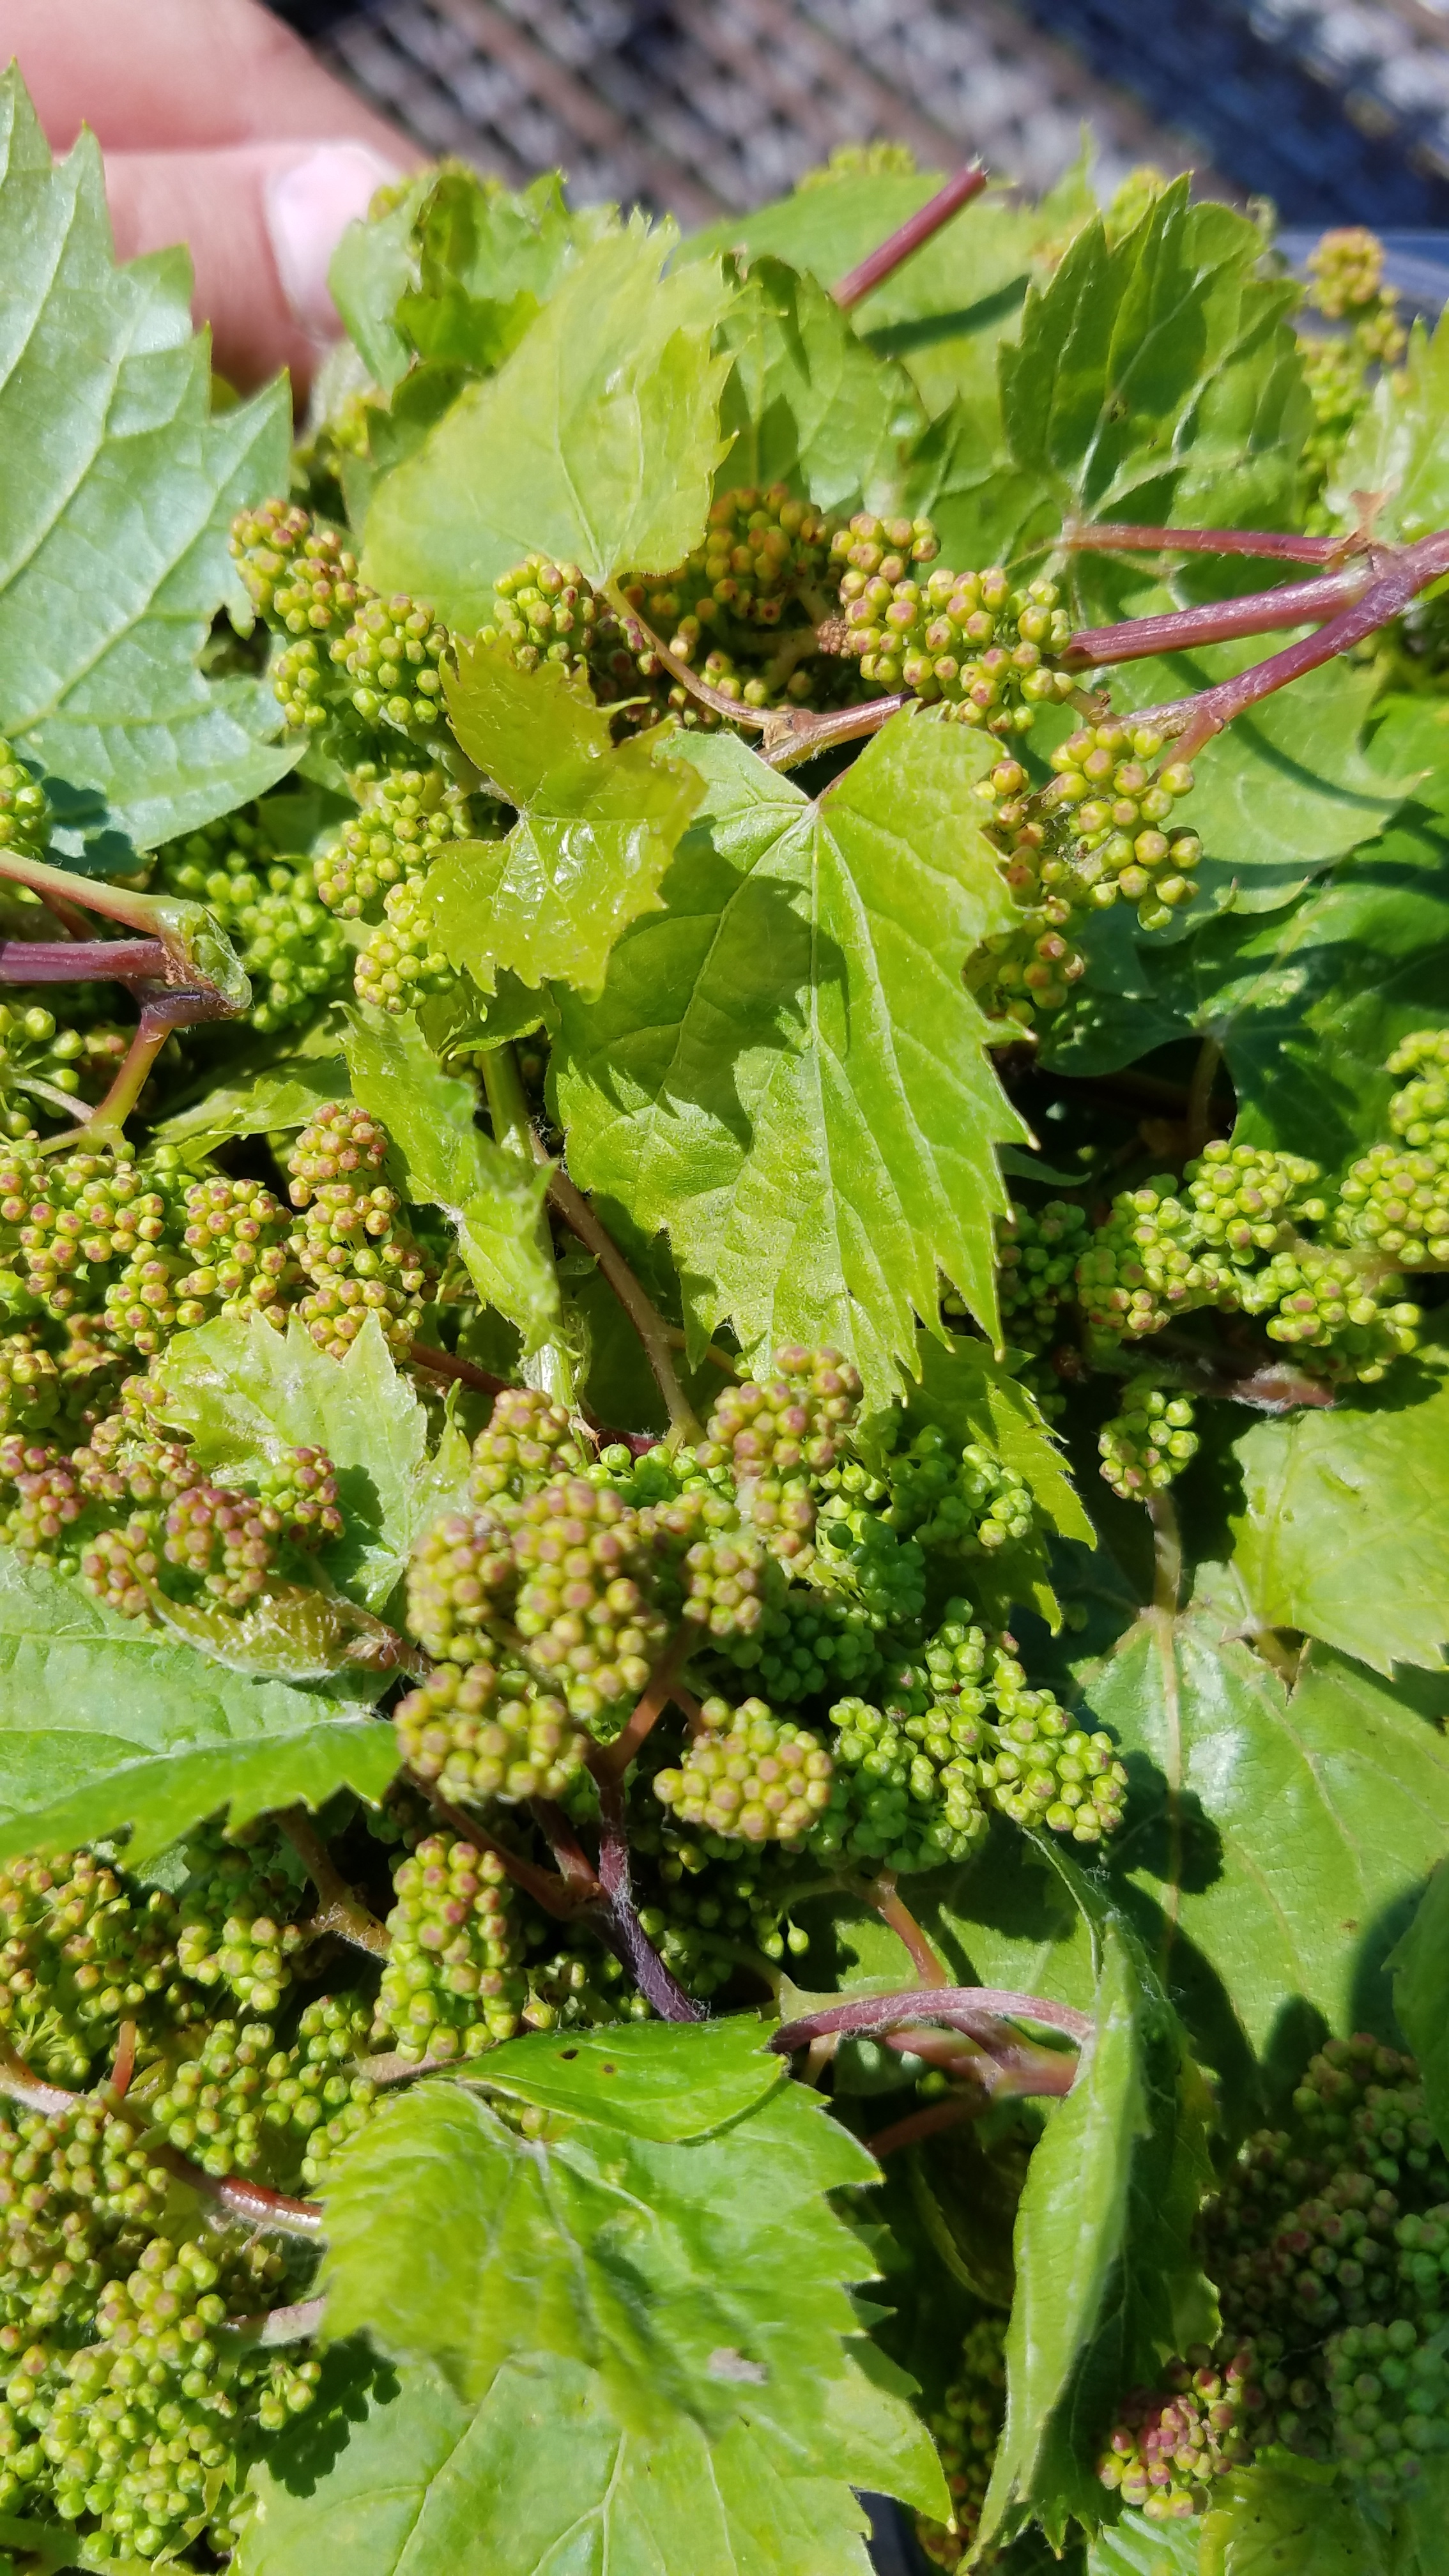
[0,0,421,391]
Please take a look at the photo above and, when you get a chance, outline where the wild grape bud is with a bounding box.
[811,1684,986,1869]
[653,1697,834,1843]
[812,1472,927,1630]
[252,1445,343,1546]
[887,1424,1036,1553]
[177,1173,298,1328]
[0,739,49,859]
[162,1479,284,1608]
[0,1330,60,1435]
[1075,1176,1229,1337]
[509,1475,670,1728]
[996,1199,1089,1350]
[680,1521,770,1638]
[1238,1241,1420,1381]
[1184,1139,1326,1253]
[353,875,456,1013]
[315,762,477,918]
[393,1657,592,1803]
[702,1345,862,1479]
[1308,225,1388,318]
[1386,1030,1449,1139]
[0,995,128,1134]
[148,2015,277,2174]
[176,1826,307,2015]
[982,1643,1127,1841]
[521,1940,644,2030]
[333,592,449,736]
[483,555,602,682]
[376,1831,526,2061]
[286,1154,433,1361]
[408,1503,518,1666]
[1327,2319,1449,2494]
[0,1848,185,2082]
[287,1099,390,1196]
[1337,1140,1449,1271]
[274,1993,378,2186]
[470,1383,582,1501]
[833,544,1074,735]
[231,498,357,627]
[1098,2345,1258,2518]
[1041,722,1198,924]
[0,1140,194,1356]
[1098,1377,1199,1499]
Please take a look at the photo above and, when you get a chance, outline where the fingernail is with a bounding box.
[266,142,405,339]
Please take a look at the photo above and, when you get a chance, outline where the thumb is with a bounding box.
[103,137,408,394]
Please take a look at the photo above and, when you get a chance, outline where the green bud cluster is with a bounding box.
[469,1383,585,1501]
[410,1474,668,1731]
[146,2016,279,2176]
[376,1832,526,2063]
[812,1682,988,1869]
[0,1138,194,1358]
[0,1850,188,2083]
[978,1639,1127,1839]
[634,1837,811,1998]
[231,501,448,751]
[392,1656,594,1804]
[0,1329,63,1436]
[1073,1138,1421,1382]
[1299,229,1404,523]
[353,875,456,1014]
[716,1584,882,1703]
[834,535,1075,735]
[176,1174,298,1330]
[1337,1029,1449,1268]
[314,763,477,920]
[285,1101,434,1360]
[810,1475,927,1630]
[520,1938,645,2031]
[1098,1377,1199,1499]
[1110,2034,1449,2510]
[696,1344,863,1565]
[885,1423,1036,1555]
[916,2313,1009,2568]
[482,554,608,686]
[653,1697,834,1843]
[996,1199,1090,1353]
[175,1827,307,2016]
[1038,725,1199,926]
[148,809,349,1035]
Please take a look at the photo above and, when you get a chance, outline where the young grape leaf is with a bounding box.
[474,2012,783,2139]
[717,255,926,512]
[151,1311,427,1611]
[238,2352,896,2576]
[553,718,1027,1404]
[981,1912,1212,2552]
[312,2053,945,2566]
[1330,305,1449,544]
[1087,2510,1200,2575]
[1388,1860,1449,2158]
[1079,1580,1449,2071]
[398,169,607,377]
[153,1057,352,1157]
[995,183,1307,548]
[0,69,296,848]
[1199,2459,1386,2575]
[1229,1368,1449,1672]
[0,1551,395,1862]
[361,226,735,625]
[342,1009,560,1354]
[429,643,705,995]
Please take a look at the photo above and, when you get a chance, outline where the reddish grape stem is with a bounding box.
[1061,560,1376,671]
[407,1342,508,1398]
[595,1772,707,2023]
[0,937,171,983]
[770,1984,1092,2052]
[405,1765,589,1920]
[595,1628,693,1782]
[832,163,988,311]
[1065,520,1359,565]
[546,1162,703,1440]
[855,1873,949,1987]
[865,2095,983,2158]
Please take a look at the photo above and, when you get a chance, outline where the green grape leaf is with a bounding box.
[1087,2510,1202,2575]
[553,718,1026,1404]
[429,643,705,995]
[397,169,607,378]
[854,185,1082,424]
[994,183,1307,549]
[151,1311,427,1612]
[1330,305,1449,544]
[238,2352,896,2576]
[1229,1369,1449,1673]
[1200,2461,1386,2575]
[0,1551,395,1862]
[328,172,436,391]
[153,1057,351,1157]
[362,226,735,624]
[0,70,296,849]
[342,1009,560,1354]
[1079,1581,1449,2069]
[310,2047,944,2564]
[684,169,947,291]
[981,1911,1212,2551]
[717,254,926,512]
[1389,1859,1449,2159]
[474,2013,783,2139]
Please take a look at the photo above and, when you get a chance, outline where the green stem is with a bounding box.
[547,1163,703,1441]
[480,1039,577,1413]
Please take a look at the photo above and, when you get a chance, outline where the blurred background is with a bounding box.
[263,0,1449,236]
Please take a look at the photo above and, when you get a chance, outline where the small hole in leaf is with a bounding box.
[559,2048,579,2061]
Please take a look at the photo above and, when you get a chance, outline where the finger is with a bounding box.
[103,139,406,394]
[0,0,413,159]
